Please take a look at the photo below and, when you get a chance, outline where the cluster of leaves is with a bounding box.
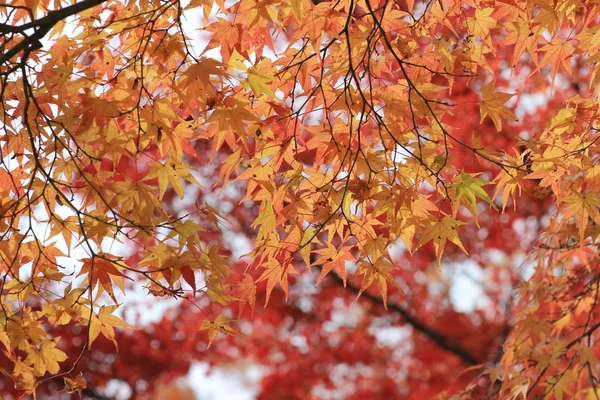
[0,0,600,398]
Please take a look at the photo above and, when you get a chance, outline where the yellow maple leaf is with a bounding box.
[287,0,303,21]
[247,68,275,97]
[24,339,67,376]
[145,158,201,200]
[12,359,37,398]
[562,191,600,243]
[199,314,241,348]
[466,8,496,46]
[416,216,467,268]
[86,305,134,350]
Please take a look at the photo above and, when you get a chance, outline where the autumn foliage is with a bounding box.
[0,0,599,398]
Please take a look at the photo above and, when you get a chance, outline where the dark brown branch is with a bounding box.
[325,268,481,366]
[0,0,108,66]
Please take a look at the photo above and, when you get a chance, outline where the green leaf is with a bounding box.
[452,171,495,224]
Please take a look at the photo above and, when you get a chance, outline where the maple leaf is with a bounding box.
[235,274,257,316]
[170,219,206,250]
[478,80,518,131]
[184,57,223,83]
[578,345,598,368]
[575,25,600,54]
[252,200,278,243]
[12,360,37,398]
[410,194,439,219]
[287,0,303,21]
[64,373,87,396]
[218,148,242,185]
[539,38,575,83]
[206,274,237,306]
[417,216,467,268]
[78,257,133,304]
[452,171,495,224]
[199,314,241,348]
[246,68,275,97]
[355,259,401,308]
[466,8,496,47]
[492,152,528,211]
[562,191,600,243]
[504,19,540,65]
[208,101,257,150]
[543,374,575,400]
[86,305,134,350]
[312,244,356,286]
[510,382,529,400]
[24,339,68,377]
[6,315,46,351]
[257,260,298,305]
[145,158,201,200]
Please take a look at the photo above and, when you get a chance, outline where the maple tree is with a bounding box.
[1,0,600,398]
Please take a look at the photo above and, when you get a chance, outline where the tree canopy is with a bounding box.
[0,0,599,398]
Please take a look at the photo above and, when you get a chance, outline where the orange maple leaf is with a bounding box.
[257,260,298,306]
[539,38,574,83]
[478,80,518,131]
[78,257,133,304]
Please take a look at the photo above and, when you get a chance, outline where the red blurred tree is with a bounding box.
[0,0,599,399]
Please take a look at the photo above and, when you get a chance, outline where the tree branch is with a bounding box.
[325,269,481,366]
[0,0,108,67]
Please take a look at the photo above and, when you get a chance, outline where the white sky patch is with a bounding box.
[518,258,536,281]
[370,325,412,349]
[444,260,490,313]
[228,232,254,259]
[179,0,212,56]
[518,93,549,116]
[102,379,133,400]
[188,362,264,400]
